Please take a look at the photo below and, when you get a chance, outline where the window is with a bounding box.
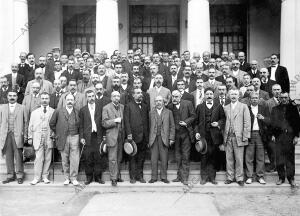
[210,5,247,57]
[63,6,96,55]
[130,5,180,55]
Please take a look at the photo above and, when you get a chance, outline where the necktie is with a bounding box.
[220,98,224,106]
[43,106,47,114]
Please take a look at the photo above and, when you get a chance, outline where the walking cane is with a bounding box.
[51,137,56,183]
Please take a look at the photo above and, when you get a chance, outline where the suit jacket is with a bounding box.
[184,79,197,93]
[167,99,196,131]
[195,102,225,145]
[61,68,82,83]
[5,73,25,94]
[157,62,169,76]
[18,63,30,77]
[49,91,62,109]
[213,96,231,107]
[239,62,251,72]
[0,103,28,150]
[203,80,222,92]
[265,97,279,114]
[25,79,54,96]
[180,91,194,107]
[229,70,248,88]
[57,91,86,111]
[96,95,111,107]
[102,102,124,147]
[223,101,251,147]
[148,107,175,147]
[248,104,270,142]
[79,103,104,148]
[122,60,133,74]
[124,101,149,144]
[77,80,93,93]
[28,106,55,150]
[22,94,41,121]
[267,65,290,93]
[260,79,277,98]
[24,64,37,85]
[147,86,171,109]
[271,103,300,138]
[128,91,150,109]
[163,73,178,92]
[142,76,154,92]
[247,70,260,79]
[49,107,80,151]
[0,88,9,104]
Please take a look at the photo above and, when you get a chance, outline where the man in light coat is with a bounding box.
[223,88,251,186]
[102,91,124,186]
[28,92,55,185]
[0,89,28,184]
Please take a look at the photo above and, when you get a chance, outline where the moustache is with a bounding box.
[67,102,73,105]
[207,97,213,99]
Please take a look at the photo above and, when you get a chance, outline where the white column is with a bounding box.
[13,0,29,62]
[280,0,300,99]
[187,0,210,56]
[96,0,119,56]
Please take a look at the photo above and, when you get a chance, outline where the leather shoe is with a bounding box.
[211,180,218,185]
[276,179,285,185]
[289,180,298,188]
[17,178,23,184]
[137,178,146,183]
[148,179,157,183]
[2,178,15,184]
[224,179,234,184]
[85,176,93,185]
[172,177,181,182]
[182,180,189,185]
[237,181,244,186]
[111,180,117,187]
[200,179,207,185]
[130,179,136,184]
[161,179,170,184]
[95,179,105,184]
[117,178,124,183]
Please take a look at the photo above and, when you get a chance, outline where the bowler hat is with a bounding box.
[195,137,207,154]
[124,139,137,156]
[99,140,107,155]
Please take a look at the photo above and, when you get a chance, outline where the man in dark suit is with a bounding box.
[214,85,231,107]
[267,54,290,93]
[18,52,31,78]
[247,60,260,79]
[148,95,175,184]
[168,90,196,185]
[271,92,300,187]
[176,79,194,107]
[122,49,134,74]
[195,88,225,184]
[49,79,63,109]
[61,59,82,83]
[265,84,281,172]
[128,77,150,109]
[5,63,25,104]
[182,66,197,93]
[245,92,270,185]
[142,64,158,92]
[79,90,107,185]
[252,78,270,101]
[238,52,251,72]
[260,68,277,98]
[0,76,9,104]
[124,88,149,183]
[25,53,38,85]
[94,82,111,106]
[163,64,178,92]
[153,53,168,76]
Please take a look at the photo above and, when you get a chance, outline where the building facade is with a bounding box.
[0,0,300,98]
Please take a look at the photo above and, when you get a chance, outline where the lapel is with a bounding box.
[14,103,19,120]
[211,102,218,119]
[62,107,69,121]
[161,107,166,124]
[232,102,241,119]
[4,104,9,122]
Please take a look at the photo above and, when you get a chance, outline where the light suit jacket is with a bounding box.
[25,79,54,96]
[102,102,124,147]
[0,104,28,150]
[147,86,171,109]
[28,107,55,150]
[223,101,251,147]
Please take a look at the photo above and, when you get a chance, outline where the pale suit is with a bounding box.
[28,106,55,180]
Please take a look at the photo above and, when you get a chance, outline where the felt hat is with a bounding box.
[195,137,207,154]
[124,139,137,156]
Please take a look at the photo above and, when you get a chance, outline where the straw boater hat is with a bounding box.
[195,137,207,154]
[124,139,137,156]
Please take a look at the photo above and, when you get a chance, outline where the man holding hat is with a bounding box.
[148,95,175,183]
[102,91,124,186]
[124,88,149,183]
[195,87,225,185]
[79,90,107,185]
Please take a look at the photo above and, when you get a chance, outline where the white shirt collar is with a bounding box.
[155,86,162,92]
[66,106,73,114]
